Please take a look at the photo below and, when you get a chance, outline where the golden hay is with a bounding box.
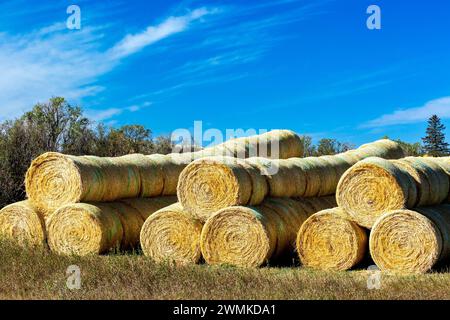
[192,129,303,159]
[177,157,266,222]
[200,196,335,267]
[433,157,450,201]
[296,208,367,271]
[337,157,449,228]
[26,131,298,212]
[400,157,448,205]
[147,154,187,195]
[179,139,405,219]
[47,198,176,256]
[121,196,177,220]
[129,154,165,197]
[140,203,203,264]
[0,201,47,248]
[370,205,450,274]
[108,202,144,250]
[246,158,298,198]
[47,203,123,256]
[25,153,144,212]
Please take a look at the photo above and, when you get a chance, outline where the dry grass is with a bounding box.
[1,241,449,300]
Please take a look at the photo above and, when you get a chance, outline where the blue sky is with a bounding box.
[1,0,449,145]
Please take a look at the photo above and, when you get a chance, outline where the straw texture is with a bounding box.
[296,208,367,271]
[140,203,203,264]
[370,204,450,274]
[26,131,299,212]
[179,139,405,220]
[191,129,303,159]
[177,157,268,222]
[200,196,335,267]
[337,156,449,228]
[0,201,47,248]
[46,197,176,256]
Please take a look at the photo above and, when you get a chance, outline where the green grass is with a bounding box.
[1,242,449,300]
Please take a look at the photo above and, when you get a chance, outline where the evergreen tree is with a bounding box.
[422,115,449,156]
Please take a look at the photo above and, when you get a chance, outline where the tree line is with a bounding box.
[0,97,448,207]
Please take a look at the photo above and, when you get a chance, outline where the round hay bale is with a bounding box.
[121,196,177,221]
[0,201,47,248]
[177,157,254,221]
[129,154,164,197]
[108,202,144,250]
[148,154,187,196]
[191,129,303,159]
[320,155,351,180]
[356,139,406,160]
[26,152,142,212]
[397,157,448,205]
[239,161,269,204]
[336,157,418,228]
[247,158,297,198]
[140,203,203,264]
[292,158,323,197]
[201,205,279,267]
[84,154,142,201]
[47,203,123,256]
[415,158,449,203]
[370,205,450,273]
[392,159,432,207]
[296,208,367,271]
[432,157,450,201]
[201,197,335,267]
[257,129,303,159]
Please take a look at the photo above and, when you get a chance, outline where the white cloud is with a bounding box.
[85,102,151,122]
[107,8,213,59]
[362,97,450,128]
[0,8,214,120]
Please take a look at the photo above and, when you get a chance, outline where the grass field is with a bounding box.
[1,242,449,300]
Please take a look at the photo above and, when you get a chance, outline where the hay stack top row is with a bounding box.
[25,130,301,213]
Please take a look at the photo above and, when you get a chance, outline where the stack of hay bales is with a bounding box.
[200,196,336,267]
[177,139,405,221]
[145,139,405,266]
[46,197,176,256]
[0,130,300,254]
[336,156,449,228]
[25,130,302,213]
[317,155,450,274]
[139,196,336,267]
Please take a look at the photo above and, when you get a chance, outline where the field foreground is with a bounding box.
[1,242,449,300]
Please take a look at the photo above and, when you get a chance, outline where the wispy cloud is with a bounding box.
[108,8,215,59]
[0,7,215,120]
[362,97,450,128]
[85,101,152,122]
[138,0,331,99]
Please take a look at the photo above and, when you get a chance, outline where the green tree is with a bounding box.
[395,140,423,157]
[316,138,353,156]
[422,115,449,156]
[0,97,96,206]
[298,135,316,157]
[153,135,174,154]
[23,97,89,151]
